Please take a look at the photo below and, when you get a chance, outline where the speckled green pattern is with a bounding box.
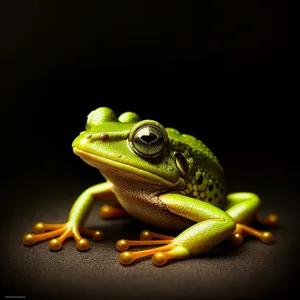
[166,127,226,208]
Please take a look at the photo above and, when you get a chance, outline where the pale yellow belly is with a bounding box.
[113,187,194,231]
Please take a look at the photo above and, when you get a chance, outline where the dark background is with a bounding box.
[2,1,298,300]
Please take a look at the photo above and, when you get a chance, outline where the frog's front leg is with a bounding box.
[117,193,236,266]
[224,192,278,245]
[23,181,117,251]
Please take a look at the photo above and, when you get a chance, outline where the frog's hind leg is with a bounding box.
[224,192,278,246]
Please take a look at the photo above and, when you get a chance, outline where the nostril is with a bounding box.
[100,133,109,141]
[86,133,109,141]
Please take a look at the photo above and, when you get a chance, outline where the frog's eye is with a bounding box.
[129,122,168,158]
[175,152,189,176]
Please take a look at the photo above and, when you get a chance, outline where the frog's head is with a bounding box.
[72,107,185,191]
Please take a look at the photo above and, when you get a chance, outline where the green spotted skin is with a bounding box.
[166,128,226,208]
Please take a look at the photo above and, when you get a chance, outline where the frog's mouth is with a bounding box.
[73,147,183,188]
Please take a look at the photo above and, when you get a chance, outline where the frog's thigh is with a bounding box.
[224,192,275,244]
[159,193,236,256]
[223,192,261,224]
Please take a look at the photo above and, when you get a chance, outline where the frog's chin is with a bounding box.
[73,147,183,188]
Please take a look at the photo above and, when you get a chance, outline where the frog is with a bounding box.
[23,107,278,266]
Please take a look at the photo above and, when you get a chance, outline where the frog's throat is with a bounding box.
[73,147,183,188]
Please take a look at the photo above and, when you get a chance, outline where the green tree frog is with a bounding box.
[23,107,278,266]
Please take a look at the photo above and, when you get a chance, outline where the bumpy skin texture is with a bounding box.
[23,107,277,266]
[167,128,226,208]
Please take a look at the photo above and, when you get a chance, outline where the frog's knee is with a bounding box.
[230,192,260,203]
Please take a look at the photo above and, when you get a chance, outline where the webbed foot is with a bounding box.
[116,230,188,266]
[229,212,278,246]
[23,222,104,251]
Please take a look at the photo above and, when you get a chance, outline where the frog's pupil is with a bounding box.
[141,133,157,144]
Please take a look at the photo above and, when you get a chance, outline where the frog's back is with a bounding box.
[166,127,226,208]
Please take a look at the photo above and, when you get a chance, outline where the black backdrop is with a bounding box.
[2,1,298,300]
